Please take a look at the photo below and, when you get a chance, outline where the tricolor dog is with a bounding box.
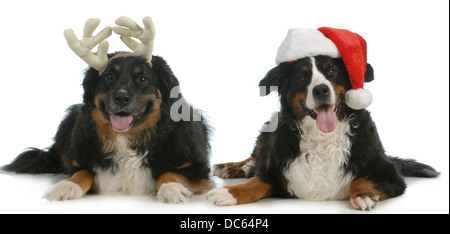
[207,27,439,210]
[2,17,214,203]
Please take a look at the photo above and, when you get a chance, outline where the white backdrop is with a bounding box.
[0,0,448,214]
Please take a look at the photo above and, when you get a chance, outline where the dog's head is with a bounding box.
[260,55,374,133]
[83,53,179,133]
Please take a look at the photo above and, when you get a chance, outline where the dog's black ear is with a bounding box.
[259,65,283,96]
[82,67,101,104]
[151,56,180,102]
[365,63,374,83]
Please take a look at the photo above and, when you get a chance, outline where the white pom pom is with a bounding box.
[345,89,373,110]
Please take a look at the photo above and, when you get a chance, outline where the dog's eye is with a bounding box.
[300,74,308,81]
[105,73,115,83]
[137,76,149,84]
[327,68,336,76]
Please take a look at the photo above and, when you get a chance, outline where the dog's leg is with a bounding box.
[349,178,388,211]
[44,169,94,201]
[213,131,265,179]
[212,156,256,178]
[207,177,272,206]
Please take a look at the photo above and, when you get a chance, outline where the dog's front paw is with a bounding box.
[206,187,237,206]
[350,194,379,211]
[157,182,193,204]
[43,180,83,201]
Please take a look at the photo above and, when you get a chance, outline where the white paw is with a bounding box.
[157,182,193,204]
[350,194,379,211]
[206,187,237,206]
[43,180,83,201]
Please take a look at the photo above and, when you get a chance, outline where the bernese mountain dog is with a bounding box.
[207,55,439,210]
[2,53,214,203]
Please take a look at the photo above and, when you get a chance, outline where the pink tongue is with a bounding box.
[110,115,133,130]
[315,105,337,133]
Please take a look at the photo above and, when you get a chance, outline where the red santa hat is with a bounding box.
[275,27,372,110]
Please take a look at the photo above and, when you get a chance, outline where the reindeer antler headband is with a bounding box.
[64,16,155,73]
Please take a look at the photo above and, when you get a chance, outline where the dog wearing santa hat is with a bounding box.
[207,27,439,210]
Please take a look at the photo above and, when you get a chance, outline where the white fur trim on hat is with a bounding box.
[345,88,373,110]
[275,28,341,65]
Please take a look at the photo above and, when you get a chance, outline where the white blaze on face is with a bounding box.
[305,57,338,133]
[305,57,336,109]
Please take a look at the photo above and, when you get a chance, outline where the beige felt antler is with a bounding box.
[64,18,112,71]
[112,16,155,64]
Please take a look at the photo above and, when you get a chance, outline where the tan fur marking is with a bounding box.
[66,169,94,194]
[157,172,215,195]
[174,162,192,169]
[333,84,347,98]
[302,66,309,72]
[291,92,308,120]
[350,178,388,201]
[126,92,161,136]
[92,94,117,153]
[113,64,121,71]
[224,177,272,205]
[133,66,142,73]
[126,91,162,150]
[71,160,80,168]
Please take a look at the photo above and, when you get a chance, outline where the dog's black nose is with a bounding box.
[313,84,330,100]
[113,90,132,107]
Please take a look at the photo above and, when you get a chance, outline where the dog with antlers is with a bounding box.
[2,16,214,203]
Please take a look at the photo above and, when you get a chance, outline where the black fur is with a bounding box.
[254,55,439,198]
[3,54,212,187]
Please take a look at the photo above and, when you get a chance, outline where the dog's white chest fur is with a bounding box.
[283,117,354,201]
[93,135,156,195]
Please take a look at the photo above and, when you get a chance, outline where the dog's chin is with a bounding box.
[113,127,131,133]
[301,98,342,133]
